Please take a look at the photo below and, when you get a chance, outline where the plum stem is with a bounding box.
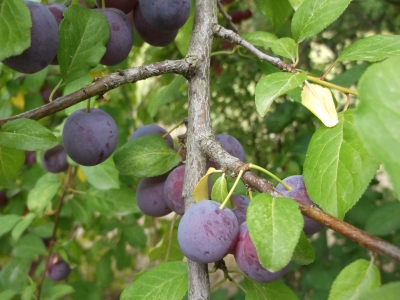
[49,79,62,103]
[164,120,183,139]
[220,170,243,210]
[249,164,292,191]
[165,214,178,261]
[85,98,91,113]
[101,0,105,9]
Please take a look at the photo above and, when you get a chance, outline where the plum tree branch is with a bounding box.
[217,1,238,33]
[212,24,295,72]
[199,137,400,263]
[0,59,197,128]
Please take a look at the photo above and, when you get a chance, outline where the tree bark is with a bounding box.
[182,0,217,299]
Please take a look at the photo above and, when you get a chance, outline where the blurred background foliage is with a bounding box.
[1,0,400,299]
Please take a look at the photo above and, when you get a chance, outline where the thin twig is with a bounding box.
[36,165,74,299]
[212,24,295,72]
[217,1,238,33]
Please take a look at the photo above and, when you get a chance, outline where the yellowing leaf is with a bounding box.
[301,82,338,127]
[11,92,24,110]
[77,168,86,183]
[193,167,220,202]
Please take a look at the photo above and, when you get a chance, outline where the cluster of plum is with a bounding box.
[2,0,191,74]
[178,174,324,283]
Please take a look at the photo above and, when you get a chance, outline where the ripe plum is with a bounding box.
[133,5,178,47]
[276,175,324,235]
[48,3,67,65]
[234,223,291,282]
[231,194,250,225]
[136,174,172,217]
[95,8,133,66]
[139,0,191,32]
[164,165,185,215]
[129,124,174,148]
[178,200,239,263]
[46,254,71,281]
[94,0,138,13]
[62,108,118,166]
[2,1,59,74]
[42,145,69,173]
[216,134,246,162]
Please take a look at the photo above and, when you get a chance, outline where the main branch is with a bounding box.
[0,59,197,128]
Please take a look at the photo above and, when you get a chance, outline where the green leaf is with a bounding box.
[148,228,184,262]
[354,282,400,300]
[364,202,400,236]
[353,56,400,198]
[21,282,37,300]
[95,254,113,289]
[87,185,139,216]
[121,261,188,300]
[255,72,307,116]
[0,290,19,300]
[247,194,303,272]
[330,63,369,88]
[289,0,305,10]
[245,278,299,300]
[70,280,102,300]
[292,0,352,42]
[11,212,36,241]
[0,118,58,151]
[58,4,109,85]
[0,257,30,291]
[242,31,278,49]
[65,196,93,224]
[338,35,400,62]
[113,135,181,177]
[23,67,49,93]
[27,173,62,215]
[292,232,315,265]
[175,0,195,56]
[328,259,380,300]
[0,0,31,61]
[254,0,293,32]
[13,234,47,258]
[63,74,95,115]
[303,110,379,219]
[0,146,24,187]
[271,38,297,62]
[148,76,186,117]
[122,225,147,248]
[80,157,120,190]
[211,176,229,205]
[0,214,21,238]
[42,284,75,300]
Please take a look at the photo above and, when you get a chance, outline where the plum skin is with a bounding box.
[164,165,186,215]
[95,8,133,66]
[178,200,239,263]
[234,223,291,283]
[133,4,178,47]
[129,124,174,148]
[46,254,71,281]
[42,145,69,173]
[276,175,324,235]
[62,108,118,166]
[2,1,59,74]
[216,134,246,162]
[136,174,172,217]
[231,194,250,225]
[94,0,138,13]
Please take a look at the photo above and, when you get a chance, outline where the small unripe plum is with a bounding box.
[46,254,71,281]
[62,108,118,166]
[2,1,59,74]
[24,151,37,165]
[234,223,291,283]
[42,145,69,173]
[276,175,324,235]
[95,8,133,66]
